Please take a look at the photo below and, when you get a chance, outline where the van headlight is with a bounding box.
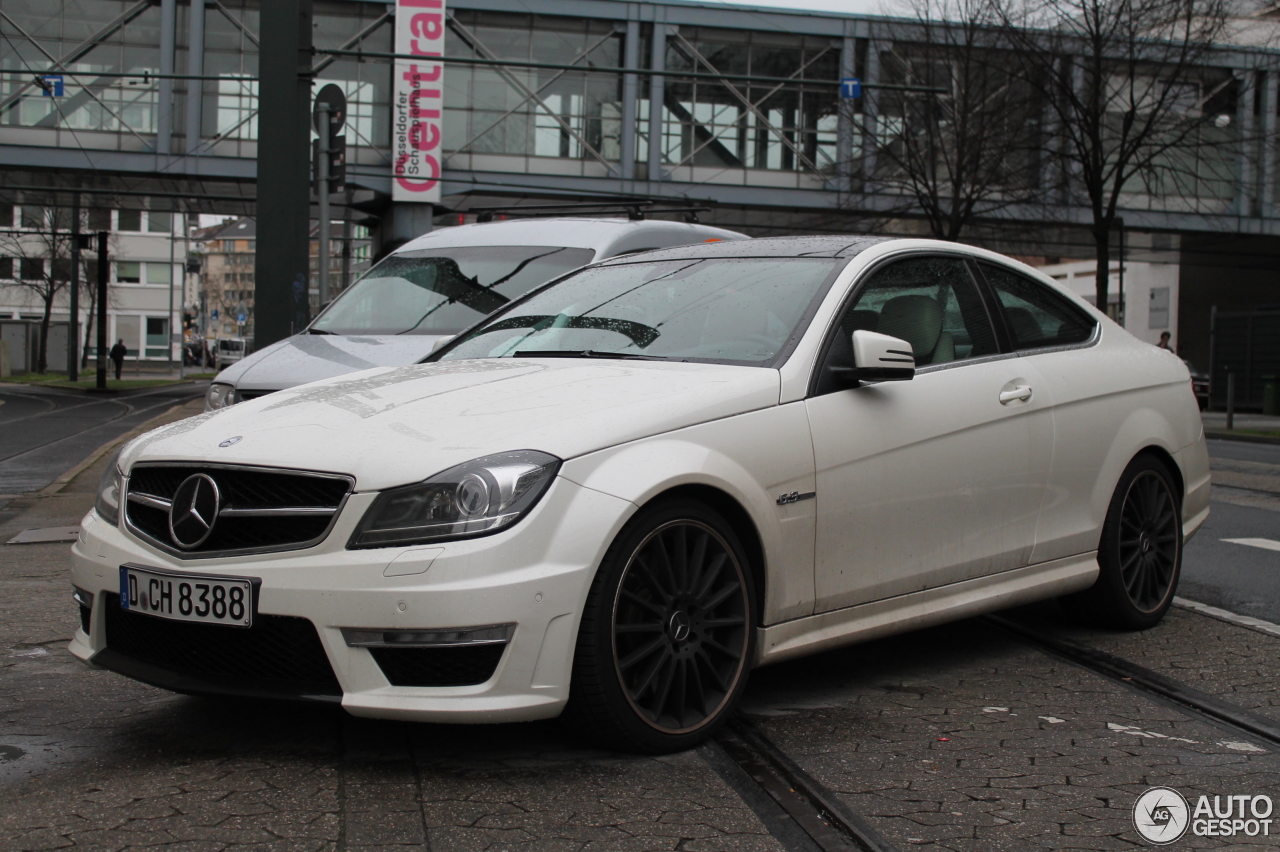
[204,382,236,411]
[95,448,124,526]
[349,450,561,548]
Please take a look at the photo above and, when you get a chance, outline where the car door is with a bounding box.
[805,254,1055,613]
[972,261,1105,566]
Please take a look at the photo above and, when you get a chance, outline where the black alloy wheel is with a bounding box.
[1116,470,1181,613]
[565,499,755,753]
[1062,455,1182,630]
[613,519,749,734]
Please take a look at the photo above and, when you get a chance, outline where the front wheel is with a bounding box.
[564,498,755,753]
[1062,455,1183,629]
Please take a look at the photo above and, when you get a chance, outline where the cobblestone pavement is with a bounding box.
[3,415,1280,851]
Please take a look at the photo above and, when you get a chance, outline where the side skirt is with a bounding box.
[755,552,1099,666]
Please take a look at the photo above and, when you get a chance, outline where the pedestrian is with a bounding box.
[1156,331,1174,351]
[109,338,127,380]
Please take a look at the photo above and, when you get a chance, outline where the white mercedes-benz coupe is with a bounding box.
[71,236,1209,753]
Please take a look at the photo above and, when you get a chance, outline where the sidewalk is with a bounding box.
[1201,410,1280,443]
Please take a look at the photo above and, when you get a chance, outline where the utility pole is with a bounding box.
[95,231,108,390]
[254,0,314,346]
[68,192,80,382]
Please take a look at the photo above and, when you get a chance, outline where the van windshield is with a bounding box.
[309,245,595,335]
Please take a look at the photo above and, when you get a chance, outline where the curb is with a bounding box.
[0,379,208,395]
[35,399,202,497]
[1204,429,1280,446]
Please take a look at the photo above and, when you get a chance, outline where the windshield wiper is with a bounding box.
[512,349,662,361]
[307,327,336,335]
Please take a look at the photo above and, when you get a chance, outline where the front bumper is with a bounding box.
[69,477,634,723]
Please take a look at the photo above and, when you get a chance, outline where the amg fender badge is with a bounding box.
[776,491,816,505]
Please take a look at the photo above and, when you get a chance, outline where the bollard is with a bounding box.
[1227,372,1236,431]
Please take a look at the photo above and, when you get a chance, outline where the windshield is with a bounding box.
[310,245,595,335]
[438,257,842,365]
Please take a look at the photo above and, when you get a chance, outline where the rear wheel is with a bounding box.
[564,498,755,753]
[1062,455,1182,629]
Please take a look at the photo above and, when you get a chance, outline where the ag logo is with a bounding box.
[1134,786,1190,845]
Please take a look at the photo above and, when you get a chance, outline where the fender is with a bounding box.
[559,403,817,624]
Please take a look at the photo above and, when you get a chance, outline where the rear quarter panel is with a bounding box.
[1026,320,1203,564]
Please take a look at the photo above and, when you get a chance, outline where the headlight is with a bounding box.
[94,448,124,526]
[204,382,236,411]
[349,450,561,548]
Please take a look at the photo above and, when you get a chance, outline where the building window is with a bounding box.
[145,317,169,358]
[20,207,43,229]
[118,209,143,231]
[116,261,141,283]
[147,212,173,233]
[0,257,12,278]
[88,208,112,232]
[0,207,12,228]
[20,258,44,279]
[146,263,172,285]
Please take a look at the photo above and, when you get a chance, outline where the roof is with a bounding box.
[394,217,748,255]
[595,235,891,263]
[196,217,256,241]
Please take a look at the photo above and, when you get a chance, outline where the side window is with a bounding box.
[977,262,1096,350]
[835,256,999,369]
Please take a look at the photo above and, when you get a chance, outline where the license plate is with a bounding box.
[119,565,255,627]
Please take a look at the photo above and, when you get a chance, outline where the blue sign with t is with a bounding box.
[840,78,862,99]
[41,75,64,97]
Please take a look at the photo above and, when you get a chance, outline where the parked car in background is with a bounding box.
[203,217,748,411]
[214,337,248,366]
[77,236,1208,753]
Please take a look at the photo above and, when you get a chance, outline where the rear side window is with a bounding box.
[978,263,1096,351]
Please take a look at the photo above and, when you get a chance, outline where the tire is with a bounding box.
[1062,455,1183,630]
[563,498,756,753]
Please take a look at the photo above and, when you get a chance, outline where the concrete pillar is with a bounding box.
[859,35,881,193]
[375,204,435,259]
[1261,69,1278,217]
[156,0,176,155]
[620,20,641,180]
[184,0,205,153]
[1239,70,1258,217]
[647,21,667,182]
[836,31,856,194]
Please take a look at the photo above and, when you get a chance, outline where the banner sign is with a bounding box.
[392,0,446,203]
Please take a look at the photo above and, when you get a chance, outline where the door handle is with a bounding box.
[999,385,1033,404]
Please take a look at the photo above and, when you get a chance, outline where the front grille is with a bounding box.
[236,390,273,402]
[79,603,91,634]
[103,596,340,695]
[125,464,352,557]
[370,645,506,687]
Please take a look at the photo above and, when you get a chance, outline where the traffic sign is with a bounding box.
[40,75,64,97]
[840,78,862,99]
[211,309,219,320]
[313,84,347,140]
[238,313,247,324]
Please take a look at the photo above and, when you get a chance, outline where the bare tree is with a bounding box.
[859,0,1042,241]
[993,0,1235,312]
[0,206,77,374]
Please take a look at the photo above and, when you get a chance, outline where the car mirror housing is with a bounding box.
[830,330,915,384]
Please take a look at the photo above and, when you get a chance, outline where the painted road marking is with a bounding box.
[1222,537,1280,552]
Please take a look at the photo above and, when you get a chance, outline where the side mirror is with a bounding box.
[830,330,915,383]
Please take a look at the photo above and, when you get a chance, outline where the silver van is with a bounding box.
[205,216,747,410]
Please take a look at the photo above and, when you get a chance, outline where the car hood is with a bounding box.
[216,333,447,392]
[125,359,781,491]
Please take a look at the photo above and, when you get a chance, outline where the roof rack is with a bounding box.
[467,198,711,224]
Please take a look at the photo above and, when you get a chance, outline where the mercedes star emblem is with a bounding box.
[168,473,221,549]
[219,436,242,447]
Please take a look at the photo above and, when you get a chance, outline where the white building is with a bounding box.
[0,203,193,374]
[1037,259,1181,351]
